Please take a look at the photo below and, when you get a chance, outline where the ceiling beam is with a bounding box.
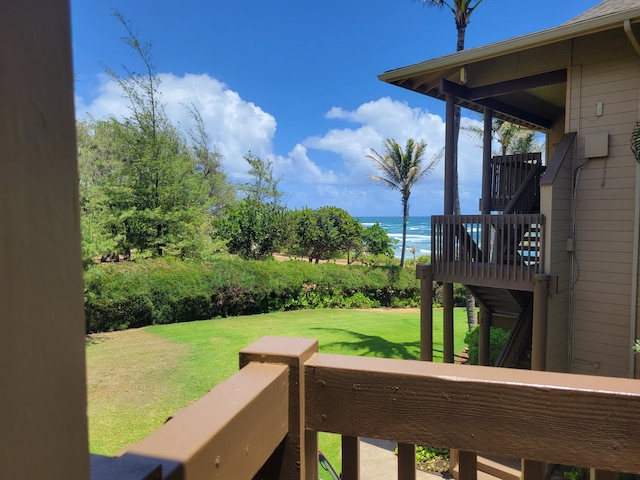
[439,79,554,129]
[466,69,567,101]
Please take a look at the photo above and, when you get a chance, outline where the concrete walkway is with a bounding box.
[355,438,442,480]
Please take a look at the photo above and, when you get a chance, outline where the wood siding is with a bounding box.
[540,133,573,373]
[568,28,640,378]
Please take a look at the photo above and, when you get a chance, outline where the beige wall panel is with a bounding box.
[572,240,632,254]
[573,337,630,358]
[580,269,635,285]
[578,260,632,275]
[574,321,630,337]
[578,279,633,295]
[575,298,629,316]
[573,228,633,243]
[574,216,635,230]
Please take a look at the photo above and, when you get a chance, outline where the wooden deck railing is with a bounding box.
[490,153,542,212]
[92,336,640,480]
[431,214,544,290]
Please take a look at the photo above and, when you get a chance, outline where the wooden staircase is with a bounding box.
[462,153,542,371]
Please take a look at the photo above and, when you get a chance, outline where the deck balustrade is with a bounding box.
[93,336,640,480]
[431,214,544,290]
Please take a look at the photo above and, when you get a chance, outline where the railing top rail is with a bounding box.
[305,351,640,473]
[120,361,290,480]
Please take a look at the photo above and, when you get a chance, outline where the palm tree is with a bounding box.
[418,0,487,329]
[367,138,441,267]
[463,119,542,155]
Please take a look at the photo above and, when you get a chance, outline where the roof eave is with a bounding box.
[379,7,640,84]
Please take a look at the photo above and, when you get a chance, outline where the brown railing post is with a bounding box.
[479,306,491,366]
[443,283,455,364]
[341,435,360,480]
[458,451,478,480]
[481,108,493,214]
[398,443,416,480]
[532,274,550,371]
[523,274,550,480]
[521,459,545,480]
[240,336,319,480]
[417,264,434,362]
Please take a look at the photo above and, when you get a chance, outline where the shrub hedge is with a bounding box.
[84,257,422,333]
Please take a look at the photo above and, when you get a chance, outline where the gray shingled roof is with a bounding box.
[564,0,640,24]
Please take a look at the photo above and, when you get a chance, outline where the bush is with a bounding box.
[464,325,511,365]
[83,257,420,332]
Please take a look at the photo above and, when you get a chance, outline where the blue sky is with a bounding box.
[71,0,601,217]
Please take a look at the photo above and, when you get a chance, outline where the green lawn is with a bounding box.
[86,307,469,471]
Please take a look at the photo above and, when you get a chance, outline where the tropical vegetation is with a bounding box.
[367,138,440,267]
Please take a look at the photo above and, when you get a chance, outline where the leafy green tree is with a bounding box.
[77,13,232,261]
[185,103,236,213]
[213,199,288,260]
[291,207,363,263]
[367,138,440,267]
[240,152,282,204]
[362,222,396,258]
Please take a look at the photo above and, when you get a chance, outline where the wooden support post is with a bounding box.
[532,274,550,371]
[481,108,493,215]
[398,443,416,480]
[590,469,618,480]
[479,305,491,366]
[524,275,550,480]
[417,264,434,362]
[342,436,360,480]
[445,94,456,216]
[521,459,545,480]
[1,2,90,479]
[458,450,478,480]
[240,336,319,480]
[443,283,455,364]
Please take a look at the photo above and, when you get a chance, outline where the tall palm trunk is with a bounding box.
[400,195,410,267]
[455,10,477,330]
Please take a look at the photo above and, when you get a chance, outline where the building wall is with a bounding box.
[0,2,90,478]
[541,118,574,373]
[567,28,640,378]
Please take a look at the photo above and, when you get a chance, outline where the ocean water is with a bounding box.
[357,216,431,259]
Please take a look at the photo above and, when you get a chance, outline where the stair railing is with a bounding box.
[502,161,546,214]
[495,295,534,368]
[490,153,542,212]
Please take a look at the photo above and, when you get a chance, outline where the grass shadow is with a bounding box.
[311,327,420,360]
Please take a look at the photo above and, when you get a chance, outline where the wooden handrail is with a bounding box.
[93,337,640,479]
[305,351,640,473]
[117,361,290,480]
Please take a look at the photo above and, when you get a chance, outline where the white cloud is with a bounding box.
[303,98,484,214]
[75,73,277,177]
[75,74,485,216]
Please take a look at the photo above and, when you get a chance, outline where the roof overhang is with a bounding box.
[379,7,640,130]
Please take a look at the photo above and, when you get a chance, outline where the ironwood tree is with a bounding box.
[78,12,233,262]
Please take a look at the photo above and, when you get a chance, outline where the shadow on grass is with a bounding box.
[311,327,423,360]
